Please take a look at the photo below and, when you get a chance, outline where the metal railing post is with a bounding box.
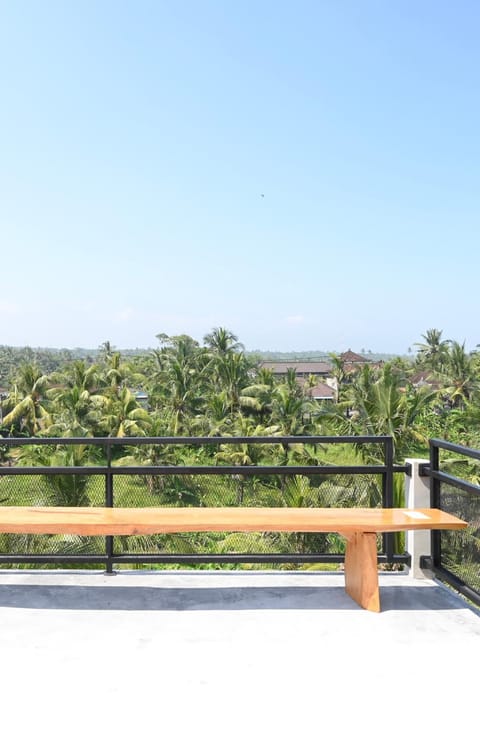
[105,442,115,575]
[430,440,441,569]
[382,437,395,562]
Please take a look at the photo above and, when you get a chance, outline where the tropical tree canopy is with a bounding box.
[1,327,480,454]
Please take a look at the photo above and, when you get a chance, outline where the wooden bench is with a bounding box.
[0,506,467,611]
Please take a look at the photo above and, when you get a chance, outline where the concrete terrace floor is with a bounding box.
[0,570,479,729]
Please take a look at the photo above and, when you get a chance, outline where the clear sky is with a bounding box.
[1,1,479,354]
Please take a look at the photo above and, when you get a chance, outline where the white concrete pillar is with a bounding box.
[405,458,433,578]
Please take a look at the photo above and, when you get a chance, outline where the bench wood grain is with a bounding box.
[0,506,467,611]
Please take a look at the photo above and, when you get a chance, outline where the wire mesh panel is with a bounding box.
[0,472,106,559]
[439,484,480,594]
[429,439,480,605]
[110,471,384,562]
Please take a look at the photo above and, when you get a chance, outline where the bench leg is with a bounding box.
[343,531,380,612]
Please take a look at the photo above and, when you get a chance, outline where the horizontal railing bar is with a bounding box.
[429,439,480,461]
[110,553,410,564]
[428,565,480,609]
[0,553,411,565]
[112,554,346,564]
[0,467,110,475]
[0,555,108,563]
[110,465,390,475]
[0,436,394,446]
[0,465,405,476]
[421,468,480,496]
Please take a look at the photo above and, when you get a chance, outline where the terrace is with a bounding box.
[0,436,479,728]
[2,569,479,729]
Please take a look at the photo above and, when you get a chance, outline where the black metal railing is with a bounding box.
[0,435,409,572]
[420,439,480,608]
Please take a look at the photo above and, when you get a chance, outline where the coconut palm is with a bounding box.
[329,352,347,400]
[213,352,251,414]
[102,351,131,394]
[440,340,478,409]
[43,386,108,437]
[414,328,450,372]
[164,357,207,435]
[203,327,244,354]
[191,392,233,436]
[146,335,209,435]
[99,340,115,364]
[1,363,51,435]
[238,382,274,421]
[339,363,435,461]
[61,360,100,392]
[202,328,256,418]
[270,368,315,437]
[98,386,152,437]
[18,443,95,506]
[44,361,108,436]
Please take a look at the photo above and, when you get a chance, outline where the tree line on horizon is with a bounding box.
[0,342,396,386]
[0,327,478,462]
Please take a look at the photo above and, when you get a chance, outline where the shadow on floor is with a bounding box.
[0,583,469,612]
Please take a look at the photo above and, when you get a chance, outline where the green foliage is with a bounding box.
[1,326,478,578]
[1,325,479,456]
[18,444,97,506]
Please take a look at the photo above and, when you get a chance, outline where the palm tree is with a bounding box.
[238,382,274,421]
[44,386,108,436]
[166,358,207,435]
[146,335,209,435]
[270,385,312,436]
[99,340,115,364]
[414,328,450,372]
[98,386,152,437]
[203,327,244,354]
[203,329,250,417]
[191,392,233,436]
[44,360,107,436]
[440,341,478,409]
[102,351,130,394]
[61,360,101,393]
[339,363,435,461]
[19,443,95,506]
[213,352,251,415]
[1,363,51,435]
[329,352,347,400]
[269,369,314,437]
[216,420,279,465]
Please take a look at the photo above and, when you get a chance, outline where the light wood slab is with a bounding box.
[0,506,467,536]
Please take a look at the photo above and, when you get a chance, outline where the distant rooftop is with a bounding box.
[259,361,332,375]
[259,349,376,376]
[339,349,371,363]
[303,381,336,400]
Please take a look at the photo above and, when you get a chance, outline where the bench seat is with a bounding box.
[0,506,467,612]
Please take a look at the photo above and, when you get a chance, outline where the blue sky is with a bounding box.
[1,1,479,354]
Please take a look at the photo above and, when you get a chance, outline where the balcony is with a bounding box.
[1,568,479,729]
[0,435,478,728]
